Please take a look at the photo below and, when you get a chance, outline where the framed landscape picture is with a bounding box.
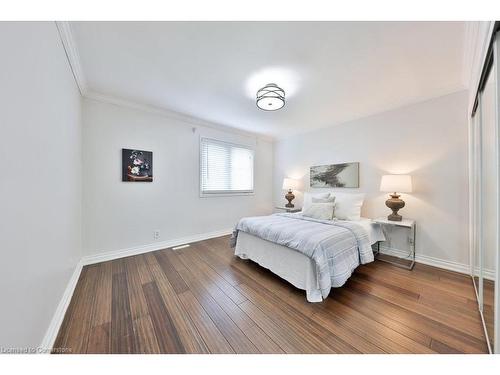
[122,149,153,182]
[310,162,359,188]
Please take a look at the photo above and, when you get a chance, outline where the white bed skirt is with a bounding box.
[234,231,324,302]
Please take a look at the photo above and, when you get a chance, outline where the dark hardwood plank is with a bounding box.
[242,324,284,354]
[136,254,154,285]
[153,252,189,295]
[311,310,386,353]
[176,249,253,332]
[237,283,360,353]
[236,267,385,353]
[91,261,113,326]
[356,265,480,317]
[145,253,209,353]
[68,265,99,352]
[87,323,111,354]
[142,281,185,353]
[352,269,483,331]
[430,338,463,354]
[335,282,487,353]
[353,269,421,300]
[347,276,484,339]
[175,265,259,353]
[320,296,434,353]
[181,244,247,305]
[333,286,433,348]
[133,315,161,354]
[111,272,137,354]
[123,257,161,353]
[178,290,235,354]
[125,257,149,320]
[86,261,113,353]
[238,300,311,353]
[112,258,127,276]
[363,261,477,300]
[189,241,248,287]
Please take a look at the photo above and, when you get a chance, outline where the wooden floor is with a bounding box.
[483,279,495,349]
[54,235,489,354]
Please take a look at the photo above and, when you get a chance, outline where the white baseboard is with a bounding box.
[379,246,495,280]
[471,266,496,281]
[39,260,83,352]
[379,245,471,275]
[81,228,233,266]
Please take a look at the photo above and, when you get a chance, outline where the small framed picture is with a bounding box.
[122,149,153,182]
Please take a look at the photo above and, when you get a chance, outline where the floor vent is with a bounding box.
[172,244,190,251]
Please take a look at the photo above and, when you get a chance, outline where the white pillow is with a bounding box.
[302,192,330,211]
[302,202,335,221]
[312,196,336,204]
[331,192,365,221]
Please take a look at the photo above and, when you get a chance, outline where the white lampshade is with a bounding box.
[282,177,300,191]
[380,175,412,193]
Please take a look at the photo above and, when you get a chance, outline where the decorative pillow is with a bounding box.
[302,202,335,221]
[302,192,331,211]
[331,192,365,221]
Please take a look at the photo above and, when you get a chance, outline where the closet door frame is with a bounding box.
[476,109,482,305]
[468,31,500,354]
[493,33,500,353]
[470,97,483,308]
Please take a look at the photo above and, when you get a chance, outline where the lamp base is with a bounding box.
[385,193,405,221]
[285,190,295,208]
[387,212,403,221]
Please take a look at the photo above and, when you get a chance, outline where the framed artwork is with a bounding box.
[310,162,359,188]
[122,149,153,182]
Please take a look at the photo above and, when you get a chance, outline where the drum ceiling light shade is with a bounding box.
[256,83,285,111]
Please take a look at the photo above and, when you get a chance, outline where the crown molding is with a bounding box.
[55,21,88,95]
[84,89,274,142]
[55,21,273,142]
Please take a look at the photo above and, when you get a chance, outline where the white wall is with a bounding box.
[82,99,273,256]
[274,91,469,267]
[0,22,82,348]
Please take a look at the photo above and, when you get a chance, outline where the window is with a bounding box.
[200,137,254,196]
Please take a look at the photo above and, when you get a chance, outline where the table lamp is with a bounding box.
[282,178,300,208]
[380,174,412,221]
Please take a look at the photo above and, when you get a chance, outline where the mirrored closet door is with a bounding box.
[480,62,496,351]
[470,30,500,354]
[471,111,481,306]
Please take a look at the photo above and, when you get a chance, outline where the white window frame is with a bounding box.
[199,137,255,197]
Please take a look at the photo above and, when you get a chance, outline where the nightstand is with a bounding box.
[372,217,416,270]
[275,206,302,213]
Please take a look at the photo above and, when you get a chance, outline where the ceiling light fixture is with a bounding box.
[256,83,285,111]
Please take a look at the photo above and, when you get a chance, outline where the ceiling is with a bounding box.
[70,21,468,138]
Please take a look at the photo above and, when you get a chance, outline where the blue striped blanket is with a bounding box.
[230,213,374,299]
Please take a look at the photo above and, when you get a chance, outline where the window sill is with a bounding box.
[200,192,255,198]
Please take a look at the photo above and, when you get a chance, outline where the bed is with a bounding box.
[230,212,384,302]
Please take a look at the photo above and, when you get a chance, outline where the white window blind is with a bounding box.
[200,138,254,195]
